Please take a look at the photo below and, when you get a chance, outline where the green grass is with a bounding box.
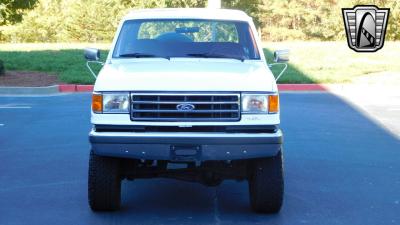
[0,43,109,84]
[264,41,400,83]
[1,42,400,84]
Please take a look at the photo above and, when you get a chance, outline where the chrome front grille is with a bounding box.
[130,93,240,121]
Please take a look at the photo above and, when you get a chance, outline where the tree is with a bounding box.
[223,0,262,26]
[166,0,207,7]
[1,0,399,42]
[0,0,37,25]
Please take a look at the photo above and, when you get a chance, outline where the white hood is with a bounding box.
[94,58,277,92]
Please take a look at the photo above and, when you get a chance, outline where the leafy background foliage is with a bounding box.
[0,0,36,25]
[0,0,399,42]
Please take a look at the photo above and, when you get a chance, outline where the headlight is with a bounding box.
[92,92,130,113]
[241,93,279,114]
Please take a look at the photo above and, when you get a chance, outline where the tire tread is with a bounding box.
[88,150,121,211]
[249,151,284,213]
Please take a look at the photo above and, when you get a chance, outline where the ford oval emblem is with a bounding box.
[176,103,195,111]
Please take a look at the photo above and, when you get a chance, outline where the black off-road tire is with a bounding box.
[248,150,284,213]
[88,150,121,211]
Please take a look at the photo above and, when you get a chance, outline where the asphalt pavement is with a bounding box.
[329,84,400,138]
[0,93,399,225]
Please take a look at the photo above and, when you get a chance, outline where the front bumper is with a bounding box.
[89,129,283,161]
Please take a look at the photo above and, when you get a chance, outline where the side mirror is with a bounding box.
[84,48,103,79]
[274,50,289,63]
[84,48,100,61]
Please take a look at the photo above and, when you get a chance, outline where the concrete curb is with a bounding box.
[0,84,329,95]
[58,84,93,92]
[0,85,59,95]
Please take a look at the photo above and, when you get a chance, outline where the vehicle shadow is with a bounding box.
[263,48,315,84]
[1,56,399,224]
[84,93,400,225]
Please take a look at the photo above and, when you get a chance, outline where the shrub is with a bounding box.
[1,0,399,43]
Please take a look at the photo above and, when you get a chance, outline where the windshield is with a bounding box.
[113,19,261,60]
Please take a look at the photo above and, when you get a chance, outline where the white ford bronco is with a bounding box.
[84,8,288,213]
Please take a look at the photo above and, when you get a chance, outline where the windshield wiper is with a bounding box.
[118,53,170,60]
[187,53,244,62]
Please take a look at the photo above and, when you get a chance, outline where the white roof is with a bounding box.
[124,8,252,22]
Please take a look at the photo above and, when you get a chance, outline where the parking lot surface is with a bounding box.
[0,93,399,225]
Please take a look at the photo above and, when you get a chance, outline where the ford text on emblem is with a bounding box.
[342,5,390,52]
[176,103,195,111]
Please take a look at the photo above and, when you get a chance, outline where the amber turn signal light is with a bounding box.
[92,93,103,113]
[268,95,279,113]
